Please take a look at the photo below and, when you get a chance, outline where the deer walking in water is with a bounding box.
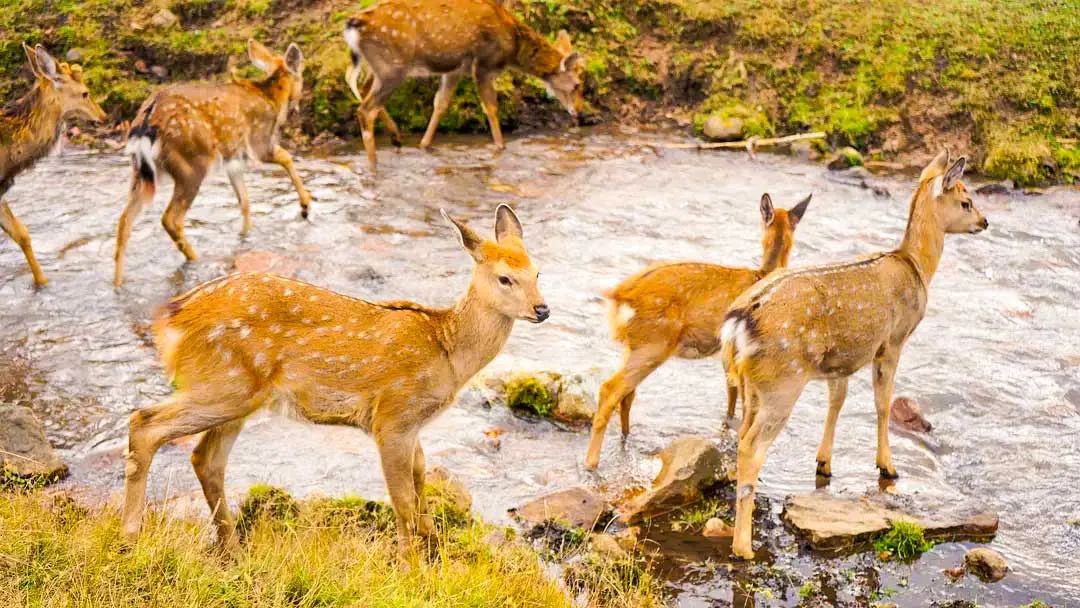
[343,0,585,169]
[584,193,811,470]
[113,40,312,287]
[720,150,988,559]
[1,44,105,287]
[120,205,548,557]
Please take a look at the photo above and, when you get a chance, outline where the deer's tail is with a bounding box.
[720,309,757,392]
[343,18,370,101]
[125,98,159,189]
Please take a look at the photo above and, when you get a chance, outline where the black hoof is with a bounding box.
[301,208,309,220]
[390,136,403,148]
[878,466,899,480]
[815,460,831,477]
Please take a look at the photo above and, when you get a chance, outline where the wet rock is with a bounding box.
[619,435,736,523]
[964,547,1008,582]
[828,147,864,170]
[65,48,85,62]
[150,8,179,29]
[975,180,1014,195]
[425,466,472,514]
[702,517,734,538]
[150,65,169,79]
[484,369,597,423]
[511,486,609,530]
[890,396,932,433]
[0,405,68,484]
[702,115,745,142]
[942,566,966,581]
[134,59,149,74]
[553,373,597,422]
[782,492,998,552]
[232,250,302,277]
[790,140,820,161]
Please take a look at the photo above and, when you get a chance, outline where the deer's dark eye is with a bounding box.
[82,91,89,98]
[498,275,513,287]
[962,201,972,211]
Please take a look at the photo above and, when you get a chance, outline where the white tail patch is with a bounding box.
[721,317,758,364]
[158,326,184,366]
[344,25,361,53]
[126,135,159,183]
[605,300,635,336]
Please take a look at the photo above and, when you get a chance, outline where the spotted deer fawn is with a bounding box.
[584,193,811,470]
[343,0,585,169]
[720,150,988,559]
[120,205,548,555]
[1,44,105,286]
[113,40,312,287]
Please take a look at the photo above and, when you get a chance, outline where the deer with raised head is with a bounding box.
[1,43,105,287]
[113,40,313,287]
[584,193,811,470]
[720,150,988,559]
[343,0,585,169]
[120,205,548,556]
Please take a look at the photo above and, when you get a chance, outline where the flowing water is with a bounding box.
[2,128,1078,606]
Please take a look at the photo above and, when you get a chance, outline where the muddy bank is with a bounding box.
[3,0,1080,185]
[2,130,1078,604]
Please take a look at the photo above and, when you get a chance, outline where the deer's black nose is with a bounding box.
[981,217,989,229]
[533,304,550,322]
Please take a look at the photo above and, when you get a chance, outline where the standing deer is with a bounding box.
[343,0,586,169]
[1,43,105,287]
[584,193,811,470]
[720,150,988,559]
[120,205,548,556]
[113,40,313,287]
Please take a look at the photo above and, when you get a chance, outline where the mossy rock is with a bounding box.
[983,131,1055,187]
[236,484,300,538]
[828,146,864,170]
[505,376,556,418]
[310,495,395,533]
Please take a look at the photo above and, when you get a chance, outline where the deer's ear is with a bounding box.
[494,204,523,242]
[789,194,811,226]
[943,157,966,191]
[33,45,58,81]
[284,43,303,75]
[560,51,582,73]
[555,30,573,54]
[920,148,951,182]
[248,39,276,72]
[23,43,41,77]
[759,193,775,225]
[442,209,484,262]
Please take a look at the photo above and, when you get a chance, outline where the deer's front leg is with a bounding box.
[376,429,422,556]
[872,349,901,479]
[475,70,504,150]
[0,201,47,287]
[420,73,461,150]
[815,377,849,478]
[269,145,312,219]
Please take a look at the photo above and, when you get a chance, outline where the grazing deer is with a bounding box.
[1,44,105,287]
[720,150,988,559]
[584,193,811,470]
[113,40,313,287]
[120,205,548,556]
[343,0,585,169]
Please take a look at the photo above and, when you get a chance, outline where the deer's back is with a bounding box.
[729,253,926,382]
[155,273,458,430]
[354,0,519,73]
[136,82,274,159]
[608,262,760,356]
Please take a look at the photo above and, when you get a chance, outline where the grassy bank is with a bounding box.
[0,485,661,607]
[1,0,1077,184]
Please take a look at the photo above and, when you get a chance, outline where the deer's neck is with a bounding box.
[1,83,63,184]
[245,70,291,126]
[441,284,515,387]
[758,241,789,276]
[897,183,944,284]
[513,24,564,78]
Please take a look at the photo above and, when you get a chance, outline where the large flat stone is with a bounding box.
[783,492,998,552]
[0,405,68,482]
[619,435,736,523]
[511,486,609,530]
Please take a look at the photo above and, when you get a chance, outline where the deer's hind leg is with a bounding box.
[121,389,263,542]
[191,418,246,550]
[160,155,209,262]
[0,201,47,287]
[225,161,251,236]
[475,69,504,150]
[357,72,404,171]
[268,146,313,220]
[585,344,670,470]
[114,169,157,287]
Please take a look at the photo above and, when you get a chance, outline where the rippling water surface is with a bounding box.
[2,129,1078,605]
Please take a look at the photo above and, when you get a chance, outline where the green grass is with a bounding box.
[873,520,935,561]
[668,497,727,533]
[0,484,661,607]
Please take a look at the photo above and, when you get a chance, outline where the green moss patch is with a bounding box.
[873,520,934,561]
[505,376,556,418]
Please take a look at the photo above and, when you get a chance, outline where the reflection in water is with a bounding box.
[1,128,1079,604]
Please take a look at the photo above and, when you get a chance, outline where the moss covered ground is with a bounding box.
[2,0,1077,184]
